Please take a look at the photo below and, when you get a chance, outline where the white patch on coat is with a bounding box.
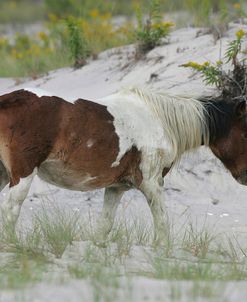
[86,139,94,148]
[24,87,54,98]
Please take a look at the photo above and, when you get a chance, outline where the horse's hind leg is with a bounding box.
[1,168,37,229]
[95,186,127,241]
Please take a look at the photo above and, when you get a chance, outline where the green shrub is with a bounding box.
[66,17,91,68]
[135,0,174,55]
[34,205,80,258]
[181,29,247,98]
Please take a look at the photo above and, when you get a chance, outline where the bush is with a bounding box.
[66,17,91,68]
[181,29,247,98]
[135,0,174,55]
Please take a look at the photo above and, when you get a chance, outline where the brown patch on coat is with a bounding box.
[0,90,143,189]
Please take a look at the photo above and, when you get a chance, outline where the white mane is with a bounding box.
[125,88,209,162]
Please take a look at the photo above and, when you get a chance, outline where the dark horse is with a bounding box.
[0,87,247,240]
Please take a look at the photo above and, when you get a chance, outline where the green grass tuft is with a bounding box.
[34,204,80,258]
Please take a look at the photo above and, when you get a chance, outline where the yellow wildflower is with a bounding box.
[235,29,245,39]
[151,21,175,30]
[89,9,99,18]
[202,61,210,67]
[162,21,175,27]
[181,61,204,70]
[16,53,23,59]
[38,31,48,42]
[48,13,58,23]
[216,60,223,66]
[151,23,160,30]
[233,3,241,9]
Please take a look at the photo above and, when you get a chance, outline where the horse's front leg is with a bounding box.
[95,185,127,242]
[140,179,169,244]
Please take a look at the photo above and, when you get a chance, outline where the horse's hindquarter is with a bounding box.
[0,90,63,185]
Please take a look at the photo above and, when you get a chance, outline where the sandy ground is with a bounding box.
[1,23,247,301]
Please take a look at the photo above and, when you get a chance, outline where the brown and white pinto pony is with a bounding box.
[0,87,247,241]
